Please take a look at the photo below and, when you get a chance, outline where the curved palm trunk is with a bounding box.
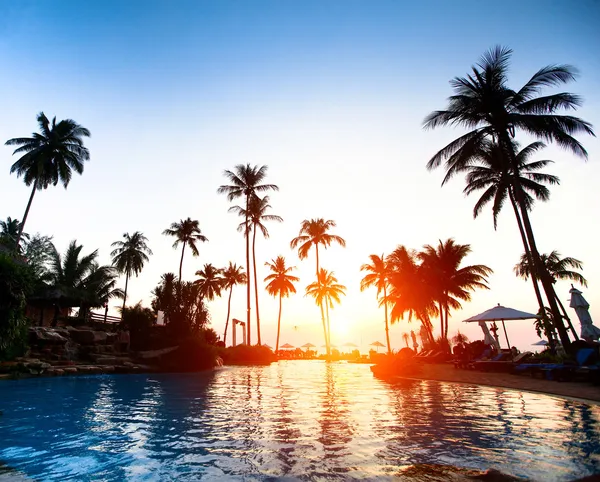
[315,244,329,357]
[15,181,37,250]
[223,286,233,345]
[508,191,556,350]
[325,299,332,350]
[276,292,282,352]
[178,242,186,283]
[438,301,444,342]
[252,225,261,345]
[245,196,251,345]
[121,272,129,319]
[502,133,570,351]
[383,285,391,355]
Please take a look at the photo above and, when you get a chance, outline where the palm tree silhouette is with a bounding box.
[0,217,29,251]
[162,218,208,283]
[5,112,91,249]
[419,239,492,344]
[424,46,594,350]
[194,264,224,301]
[221,262,247,345]
[290,219,345,356]
[111,232,152,314]
[515,250,587,339]
[360,254,392,355]
[230,195,282,345]
[264,256,299,353]
[218,164,278,344]
[402,333,410,348]
[305,269,346,352]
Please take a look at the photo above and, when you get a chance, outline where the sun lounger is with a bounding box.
[473,351,533,372]
[514,348,596,382]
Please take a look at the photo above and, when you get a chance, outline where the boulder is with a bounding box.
[69,329,108,345]
[29,327,68,345]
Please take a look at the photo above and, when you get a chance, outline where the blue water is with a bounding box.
[0,361,599,481]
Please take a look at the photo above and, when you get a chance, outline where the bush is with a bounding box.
[0,254,34,360]
[219,344,276,365]
[160,336,219,372]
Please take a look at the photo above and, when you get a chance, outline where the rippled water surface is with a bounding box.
[1,361,599,481]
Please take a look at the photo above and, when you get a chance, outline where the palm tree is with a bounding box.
[402,333,410,348]
[0,217,28,251]
[81,264,124,320]
[194,263,223,301]
[424,46,594,350]
[290,218,345,355]
[360,254,392,355]
[264,256,299,353]
[384,246,437,346]
[515,250,587,339]
[218,164,278,344]
[111,232,152,314]
[230,195,283,345]
[162,218,208,283]
[5,112,91,248]
[419,239,492,344]
[305,268,346,353]
[221,262,247,345]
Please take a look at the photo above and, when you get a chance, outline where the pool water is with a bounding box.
[0,361,599,481]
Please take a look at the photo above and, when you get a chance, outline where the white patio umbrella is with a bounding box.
[464,304,540,349]
[532,340,548,346]
[569,286,600,342]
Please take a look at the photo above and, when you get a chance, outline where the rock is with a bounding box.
[62,367,78,374]
[0,362,19,374]
[29,327,68,345]
[53,369,64,376]
[69,329,108,345]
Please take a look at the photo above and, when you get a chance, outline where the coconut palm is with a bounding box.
[290,219,345,356]
[5,112,91,248]
[424,46,594,350]
[402,333,410,348]
[419,239,492,344]
[162,218,208,282]
[360,254,392,355]
[111,232,152,314]
[230,195,282,345]
[194,263,223,301]
[305,269,346,353]
[80,264,124,319]
[384,246,436,346]
[221,262,247,345]
[264,256,299,353]
[218,164,278,344]
[0,217,29,251]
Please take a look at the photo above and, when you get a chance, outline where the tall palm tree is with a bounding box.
[360,254,392,355]
[290,218,345,355]
[194,263,223,301]
[230,195,283,345]
[264,256,299,353]
[218,164,278,344]
[515,250,587,340]
[305,268,346,353]
[5,112,91,248]
[424,46,594,350]
[80,264,124,320]
[111,232,152,314]
[385,246,437,346]
[162,218,208,283]
[402,333,410,348]
[0,217,28,251]
[221,262,247,345]
[419,239,492,344]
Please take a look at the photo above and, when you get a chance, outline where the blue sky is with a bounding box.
[1,0,599,350]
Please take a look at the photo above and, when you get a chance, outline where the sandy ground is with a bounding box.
[401,363,600,403]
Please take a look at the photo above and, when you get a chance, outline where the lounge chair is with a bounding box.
[514,348,596,382]
[473,351,533,372]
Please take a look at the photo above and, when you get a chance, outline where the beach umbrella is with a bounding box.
[569,286,600,342]
[464,304,539,349]
[263,344,272,350]
[301,343,315,349]
[532,340,548,346]
[343,342,358,348]
[478,320,499,349]
[280,343,295,349]
[370,341,385,352]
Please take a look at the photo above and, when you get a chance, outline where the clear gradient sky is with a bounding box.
[1,0,599,351]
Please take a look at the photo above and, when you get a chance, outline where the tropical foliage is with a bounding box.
[360,254,391,354]
[0,217,28,252]
[194,263,224,301]
[218,163,278,345]
[221,262,247,345]
[514,251,587,287]
[5,113,91,249]
[163,217,208,282]
[264,256,298,352]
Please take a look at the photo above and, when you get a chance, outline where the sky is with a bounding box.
[1,0,599,352]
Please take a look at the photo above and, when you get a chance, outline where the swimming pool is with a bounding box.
[0,361,599,480]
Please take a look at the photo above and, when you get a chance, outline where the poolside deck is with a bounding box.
[402,363,600,404]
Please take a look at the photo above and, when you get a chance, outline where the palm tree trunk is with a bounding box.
[276,292,282,353]
[15,181,38,250]
[224,286,233,345]
[179,242,186,283]
[315,244,329,357]
[252,225,261,345]
[438,301,444,342]
[444,307,449,346]
[502,134,570,351]
[245,196,251,345]
[383,284,391,355]
[121,272,129,318]
[325,299,332,350]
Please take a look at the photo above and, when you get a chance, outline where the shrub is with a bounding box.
[219,344,276,365]
[0,253,34,360]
